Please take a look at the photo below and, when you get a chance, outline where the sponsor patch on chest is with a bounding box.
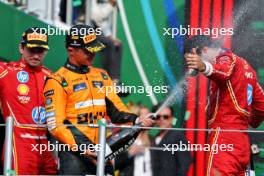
[73,82,87,92]
[17,71,29,83]
[17,95,30,104]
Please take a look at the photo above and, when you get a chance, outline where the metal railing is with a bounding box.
[96,119,107,176]
[3,116,14,176]
[2,119,264,175]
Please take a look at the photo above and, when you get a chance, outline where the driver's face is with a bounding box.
[69,47,96,66]
[19,45,48,67]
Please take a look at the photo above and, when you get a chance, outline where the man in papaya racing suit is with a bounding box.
[0,27,57,174]
[44,24,155,175]
[184,35,264,176]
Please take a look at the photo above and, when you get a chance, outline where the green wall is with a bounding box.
[0,1,183,111]
[0,2,66,71]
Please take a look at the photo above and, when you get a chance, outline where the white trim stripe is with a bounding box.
[75,99,106,109]
[0,70,8,78]
[20,133,47,139]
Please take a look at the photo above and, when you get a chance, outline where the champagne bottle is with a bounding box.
[104,114,155,161]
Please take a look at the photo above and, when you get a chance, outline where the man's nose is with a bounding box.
[32,53,41,59]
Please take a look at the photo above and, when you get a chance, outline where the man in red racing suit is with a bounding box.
[185,35,264,175]
[0,27,57,174]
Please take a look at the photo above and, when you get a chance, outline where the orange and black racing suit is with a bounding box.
[44,60,137,174]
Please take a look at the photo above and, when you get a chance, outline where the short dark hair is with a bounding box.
[152,102,174,115]
[184,35,221,55]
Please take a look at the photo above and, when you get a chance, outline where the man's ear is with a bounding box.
[18,44,24,55]
[67,47,75,56]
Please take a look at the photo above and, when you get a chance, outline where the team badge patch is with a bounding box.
[101,72,108,80]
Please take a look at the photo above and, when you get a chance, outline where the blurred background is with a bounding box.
[0,0,263,175]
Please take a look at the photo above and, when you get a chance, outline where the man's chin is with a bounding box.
[28,62,42,67]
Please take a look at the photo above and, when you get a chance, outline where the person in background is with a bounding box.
[59,0,83,24]
[115,105,152,176]
[91,0,129,96]
[27,0,61,21]
[151,104,192,176]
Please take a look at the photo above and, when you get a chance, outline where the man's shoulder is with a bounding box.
[0,61,20,69]
[90,66,107,73]
[46,67,69,86]
[48,67,64,80]
[0,61,8,71]
[90,67,110,80]
[41,66,52,76]
[0,61,23,78]
[215,51,235,63]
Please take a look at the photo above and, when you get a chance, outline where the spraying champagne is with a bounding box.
[104,114,156,161]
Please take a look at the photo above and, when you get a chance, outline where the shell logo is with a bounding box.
[17,84,29,95]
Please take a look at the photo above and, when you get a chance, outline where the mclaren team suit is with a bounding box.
[44,60,137,174]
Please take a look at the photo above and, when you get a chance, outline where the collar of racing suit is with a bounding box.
[19,58,42,72]
[64,59,90,74]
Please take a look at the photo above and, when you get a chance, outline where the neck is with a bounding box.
[69,57,81,66]
[64,59,89,74]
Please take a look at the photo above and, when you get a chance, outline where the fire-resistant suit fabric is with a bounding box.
[204,50,264,175]
[43,60,138,174]
[0,59,57,175]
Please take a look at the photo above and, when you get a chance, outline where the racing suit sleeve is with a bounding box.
[250,82,264,128]
[202,55,236,81]
[44,78,77,148]
[104,74,138,124]
[0,62,8,80]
